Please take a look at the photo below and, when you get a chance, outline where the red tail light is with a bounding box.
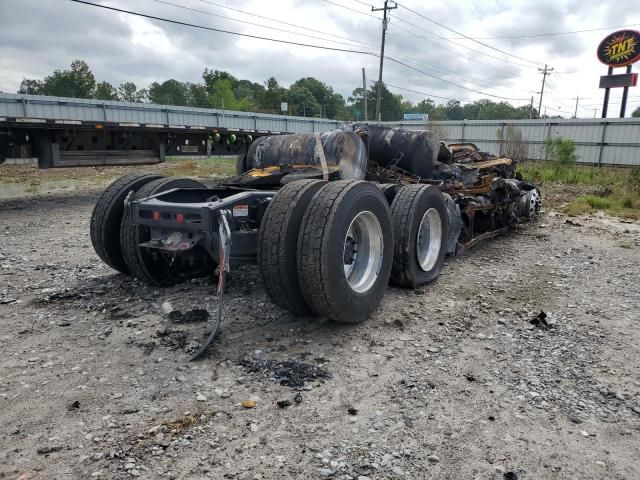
[153,211,160,221]
[176,213,184,224]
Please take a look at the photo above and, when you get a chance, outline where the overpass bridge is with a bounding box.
[0,93,343,168]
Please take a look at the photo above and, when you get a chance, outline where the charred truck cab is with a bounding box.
[91,126,540,357]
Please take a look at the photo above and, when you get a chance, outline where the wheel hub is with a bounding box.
[343,211,383,293]
[416,208,442,272]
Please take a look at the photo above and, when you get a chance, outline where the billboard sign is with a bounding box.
[599,72,638,88]
[403,113,428,121]
[597,30,640,67]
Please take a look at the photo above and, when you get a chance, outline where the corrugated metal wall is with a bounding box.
[0,93,343,134]
[378,118,640,167]
[2,93,639,166]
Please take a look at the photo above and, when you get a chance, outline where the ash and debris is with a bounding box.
[1,194,640,479]
[240,352,331,389]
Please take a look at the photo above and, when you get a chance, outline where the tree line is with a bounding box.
[18,59,545,121]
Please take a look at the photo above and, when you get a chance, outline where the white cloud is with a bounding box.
[0,0,638,116]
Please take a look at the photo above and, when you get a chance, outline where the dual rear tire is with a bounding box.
[90,173,212,286]
[258,181,448,324]
[258,180,394,323]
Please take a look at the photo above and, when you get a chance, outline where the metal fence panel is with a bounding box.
[378,118,640,166]
[2,93,639,166]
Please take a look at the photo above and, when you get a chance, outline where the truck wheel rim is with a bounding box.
[343,211,383,293]
[416,208,442,272]
[529,189,541,218]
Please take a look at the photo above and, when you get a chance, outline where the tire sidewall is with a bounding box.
[322,185,394,320]
[402,187,448,287]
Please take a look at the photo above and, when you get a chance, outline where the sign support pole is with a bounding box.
[620,65,632,117]
[602,67,613,118]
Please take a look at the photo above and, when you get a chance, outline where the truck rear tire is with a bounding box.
[297,180,394,323]
[257,179,326,315]
[390,184,448,288]
[120,177,211,286]
[90,172,164,274]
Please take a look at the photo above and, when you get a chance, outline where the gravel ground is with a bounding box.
[1,191,639,480]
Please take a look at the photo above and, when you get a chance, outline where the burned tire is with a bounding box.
[297,180,394,323]
[120,177,211,287]
[257,179,326,315]
[90,172,164,274]
[390,184,448,288]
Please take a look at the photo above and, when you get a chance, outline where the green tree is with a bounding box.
[632,106,640,118]
[187,83,210,108]
[287,84,320,116]
[349,82,402,121]
[203,69,238,92]
[118,82,147,103]
[290,77,347,119]
[235,79,265,107]
[94,81,119,101]
[148,79,190,106]
[443,100,464,120]
[261,77,286,113]
[208,78,252,111]
[24,59,97,98]
[18,79,44,95]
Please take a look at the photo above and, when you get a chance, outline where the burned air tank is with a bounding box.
[240,130,368,181]
[363,125,439,179]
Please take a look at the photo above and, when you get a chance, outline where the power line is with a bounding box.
[162,0,523,95]
[69,0,536,104]
[393,53,501,90]
[385,83,465,101]
[349,0,375,8]
[316,0,380,19]
[444,23,640,40]
[390,14,536,69]
[149,0,378,50]
[68,0,377,55]
[386,56,531,101]
[388,22,528,79]
[319,0,534,77]
[395,2,545,66]
[194,0,374,49]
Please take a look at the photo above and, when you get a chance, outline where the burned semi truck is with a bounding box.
[90,125,540,336]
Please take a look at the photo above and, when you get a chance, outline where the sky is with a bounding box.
[0,0,639,117]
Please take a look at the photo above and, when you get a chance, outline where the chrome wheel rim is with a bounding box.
[343,211,383,293]
[416,208,442,272]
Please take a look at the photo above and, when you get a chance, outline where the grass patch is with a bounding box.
[164,156,237,178]
[519,162,640,219]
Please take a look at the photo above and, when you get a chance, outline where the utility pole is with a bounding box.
[529,96,534,119]
[574,97,579,118]
[594,107,597,118]
[372,0,397,123]
[362,67,368,121]
[537,64,553,115]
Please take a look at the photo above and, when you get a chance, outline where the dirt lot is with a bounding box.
[1,181,640,479]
